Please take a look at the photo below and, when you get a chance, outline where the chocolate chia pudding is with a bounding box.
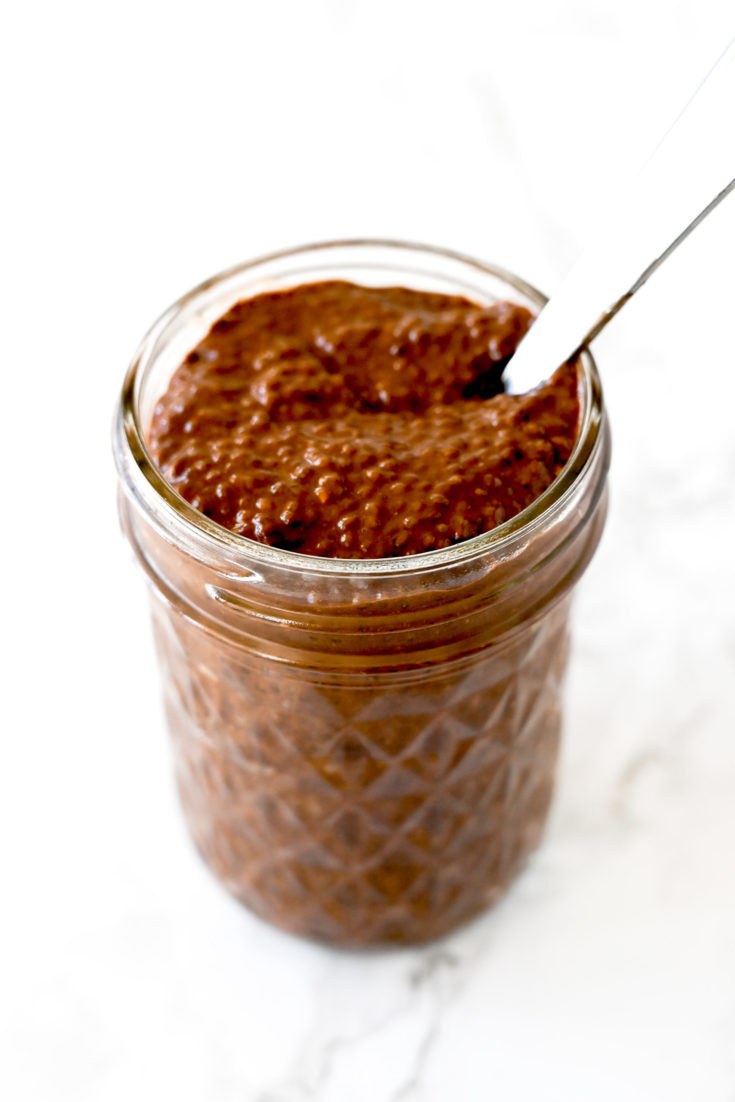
[114,241,610,946]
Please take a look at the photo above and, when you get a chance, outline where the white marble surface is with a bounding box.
[3,2,735,1099]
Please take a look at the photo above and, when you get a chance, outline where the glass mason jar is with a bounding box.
[113,240,610,947]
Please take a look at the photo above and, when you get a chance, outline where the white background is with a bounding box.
[2,2,735,1099]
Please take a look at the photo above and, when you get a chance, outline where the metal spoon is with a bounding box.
[506,37,735,394]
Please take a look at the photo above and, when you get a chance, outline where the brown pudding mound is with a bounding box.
[149,281,579,557]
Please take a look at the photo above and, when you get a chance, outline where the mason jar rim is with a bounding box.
[114,238,605,578]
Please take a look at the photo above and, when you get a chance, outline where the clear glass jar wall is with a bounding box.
[114,241,610,946]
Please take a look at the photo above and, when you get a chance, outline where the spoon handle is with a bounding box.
[507,36,735,393]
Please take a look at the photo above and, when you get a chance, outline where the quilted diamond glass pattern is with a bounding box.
[152,596,570,946]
